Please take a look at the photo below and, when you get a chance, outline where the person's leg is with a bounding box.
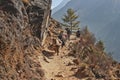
[56,45,59,55]
[68,34,70,40]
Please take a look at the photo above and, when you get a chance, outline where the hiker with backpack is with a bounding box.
[76,28,81,38]
[65,28,71,40]
[58,31,65,47]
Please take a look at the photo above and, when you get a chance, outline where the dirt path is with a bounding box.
[39,46,79,80]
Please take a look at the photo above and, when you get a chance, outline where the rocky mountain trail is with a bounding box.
[39,43,79,80]
[0,0,120,80]
[40,31,120,80]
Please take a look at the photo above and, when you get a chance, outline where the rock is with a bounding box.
[67,61,74,66]
[42,49,55,56]
[43,56,50,63]
[55,72,65,77]
[74,65,95,79]
[70,67,78,71]
[115,70,120,78]
[0,0,51,80]
[55,74,64,77]
[73,59,80,65]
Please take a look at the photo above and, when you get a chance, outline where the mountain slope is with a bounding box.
[52,0,120,61]
[52,0,70,14]
[0,0,51,79]
[41,24,120,79]
[0,0,120,80]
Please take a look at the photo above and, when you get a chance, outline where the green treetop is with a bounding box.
[62,8,80,32]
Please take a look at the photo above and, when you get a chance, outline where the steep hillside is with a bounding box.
[41,24,120,80]
[0,0,120,80]
[52,0,120,61]
[0,0,51,80]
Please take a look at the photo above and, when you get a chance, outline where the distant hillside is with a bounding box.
[52,0,120,61]
[52,0,70,14]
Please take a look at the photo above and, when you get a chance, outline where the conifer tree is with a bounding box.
[62,8,80,32]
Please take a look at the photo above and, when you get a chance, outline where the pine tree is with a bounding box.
[62,8,80,32]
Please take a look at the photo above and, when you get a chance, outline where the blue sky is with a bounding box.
[51,0,63,9]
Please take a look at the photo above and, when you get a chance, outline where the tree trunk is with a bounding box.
[70,22,72,33]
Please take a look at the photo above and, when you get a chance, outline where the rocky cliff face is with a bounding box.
[0,0,51,80]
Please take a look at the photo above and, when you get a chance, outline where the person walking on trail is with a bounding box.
[65,28,71,40]
[58,31,65,47]
[76,28,81,38]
